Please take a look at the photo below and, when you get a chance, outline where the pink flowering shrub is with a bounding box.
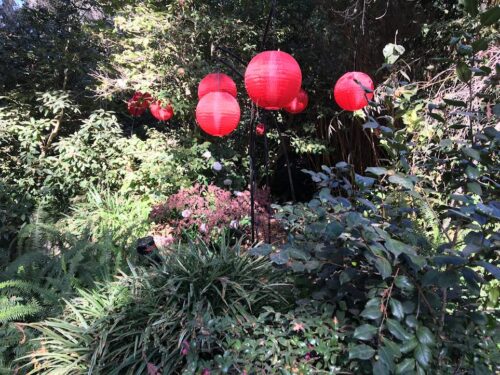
[150,184,271,242]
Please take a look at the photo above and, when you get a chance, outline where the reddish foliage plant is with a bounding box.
[150,184,272,242]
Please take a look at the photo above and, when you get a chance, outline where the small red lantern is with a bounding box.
[127,100,146,117]
[196,92,240,137]
[150,100,174,121]
[256,123,265,136]
[244,50,302,110]
[127,92,152,117]
[284,88,308,114]
[198,73,237,100]
[333,72,374,111]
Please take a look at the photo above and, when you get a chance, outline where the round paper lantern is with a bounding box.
[150,100,174,121]
[198,73,237,100]
[284,88,308,114]
[127,91,152,116]
[127,99,146,117]
[196,92,240,137]
[333,72,374,111]
[244,50,302,110]
[256,123,265,136]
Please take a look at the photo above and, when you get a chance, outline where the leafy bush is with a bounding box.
[255,158,499,373]
[24,239,290,374]
[150,184,272,242]
[60,189,152,249]
[193,302,341,374]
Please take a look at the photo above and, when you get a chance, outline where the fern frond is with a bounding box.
[0,299,42,323]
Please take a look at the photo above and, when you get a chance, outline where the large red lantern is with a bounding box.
[195,92,240,137]
[198,73,237,100]
[333,72,374,111]
[284,88,308,114]
[150,100,174,121]
[244,50,302,110]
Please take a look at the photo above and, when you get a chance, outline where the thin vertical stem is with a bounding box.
[272,114,296,202]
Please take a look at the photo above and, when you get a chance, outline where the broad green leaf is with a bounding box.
[386,319,411,341]
[467,182,482,195]
[480,6,500,26]
[389,298,405,320]
[456,61,472,82]
[462,147,481,161]
[396,358,415,374]
[375,257,392,279]
[414,344,432,368]
[365,166,388,176]
[395,275,415,293]
[349,344,376,360]
[388,174,414,190]
[400,336,418,353]
[416,326,435,346]
[463,0,479,16]
[353,324,378,341]
[465,165,480,179]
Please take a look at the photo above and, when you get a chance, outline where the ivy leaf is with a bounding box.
[375,257,392,279]
[416,326,435,346]
[386,319,411,341]
[353,324,378,341]
[349,344,376,360]
[389,298,405,320]
[414,344,432,368]
[480,6,500,26]
[456,62,472,82]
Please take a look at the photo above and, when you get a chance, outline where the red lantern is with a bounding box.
[256,123,265,136]
[244,50,302,110]
[333,72,374,111]
[198,73,237,100]
[127,92,152,117]
[284,88,308,114]
[150,100,174,121]
[196,92,240,137]
[127,100,146,117]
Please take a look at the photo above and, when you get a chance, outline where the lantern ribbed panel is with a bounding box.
[198,73,237,100]
[333,72,374,111]
[196,92,240,137]
[244,51,302,110]
[150,100,174,121]
[284,88,308,114]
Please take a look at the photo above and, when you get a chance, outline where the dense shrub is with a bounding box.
[150,184,273,242]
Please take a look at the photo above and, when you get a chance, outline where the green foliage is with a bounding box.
[60,189,152,248]
[24,239,290,374]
